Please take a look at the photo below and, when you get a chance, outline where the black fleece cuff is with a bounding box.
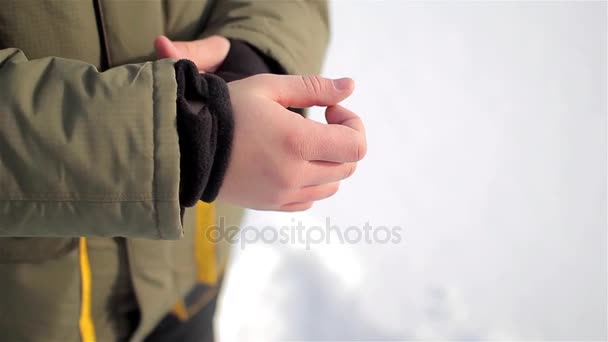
[174,59,234,206]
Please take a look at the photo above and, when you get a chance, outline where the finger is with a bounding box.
[279,202,314,212]
[299,111,367,162]
[300,124,364,162]
[252,74,355,108]
[154,35,180,59]
[326,105,366,135]
[154,35,230,71]
[290,182,340,203]
[304,161,357,186]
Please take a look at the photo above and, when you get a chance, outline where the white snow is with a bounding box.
[217,2,607,340]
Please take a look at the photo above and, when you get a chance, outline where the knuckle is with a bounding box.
[301,75,326,95]
[345,142,358,162]
[344,163,357,179]
[310,187,324,200]
[283,129,306,160]
[254,73,274,82]
[302,202,314,211]
[274,173,293,190]
[312,183,340,201]
[183,43,194,56]
[247,74,268,89]
[273,166,299,190]
[353,135,367,161]
[247,73,273,88]
[284,203,312,212]
[357,137,367,160]
[267,188,288,207]
[328,183,340,197]
[209,34,224,41]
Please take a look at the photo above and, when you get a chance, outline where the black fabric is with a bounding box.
[174,59,234,206]
[198,74,234,203]
[215,39,279,82]
[144,281,222,342]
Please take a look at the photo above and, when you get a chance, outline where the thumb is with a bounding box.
[154,35,230,71]
[154,35,181,59]
[253,74,355,108]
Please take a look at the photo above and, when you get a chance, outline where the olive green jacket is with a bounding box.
[0,1,328,340]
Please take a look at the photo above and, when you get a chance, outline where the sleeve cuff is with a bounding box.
[174,59,234,206]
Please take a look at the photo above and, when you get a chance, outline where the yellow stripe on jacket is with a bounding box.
[79,237,96,342]
[195,202,217,285]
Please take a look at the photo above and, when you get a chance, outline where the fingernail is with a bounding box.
[333,78,351,91]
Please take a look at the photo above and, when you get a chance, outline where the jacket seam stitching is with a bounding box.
[152,62,163,239]
[0,198,175,203]
[0,194,171,199]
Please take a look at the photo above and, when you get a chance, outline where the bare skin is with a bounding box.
[155,35,230,72]
[155,36,367,211]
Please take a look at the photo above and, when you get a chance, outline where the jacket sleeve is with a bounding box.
[201,0,330,75]
[0,48,183,239]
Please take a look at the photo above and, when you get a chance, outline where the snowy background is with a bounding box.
[217,1,607,340]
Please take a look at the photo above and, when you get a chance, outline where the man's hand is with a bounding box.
[220,75,367,211]
[155,35,230,72]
